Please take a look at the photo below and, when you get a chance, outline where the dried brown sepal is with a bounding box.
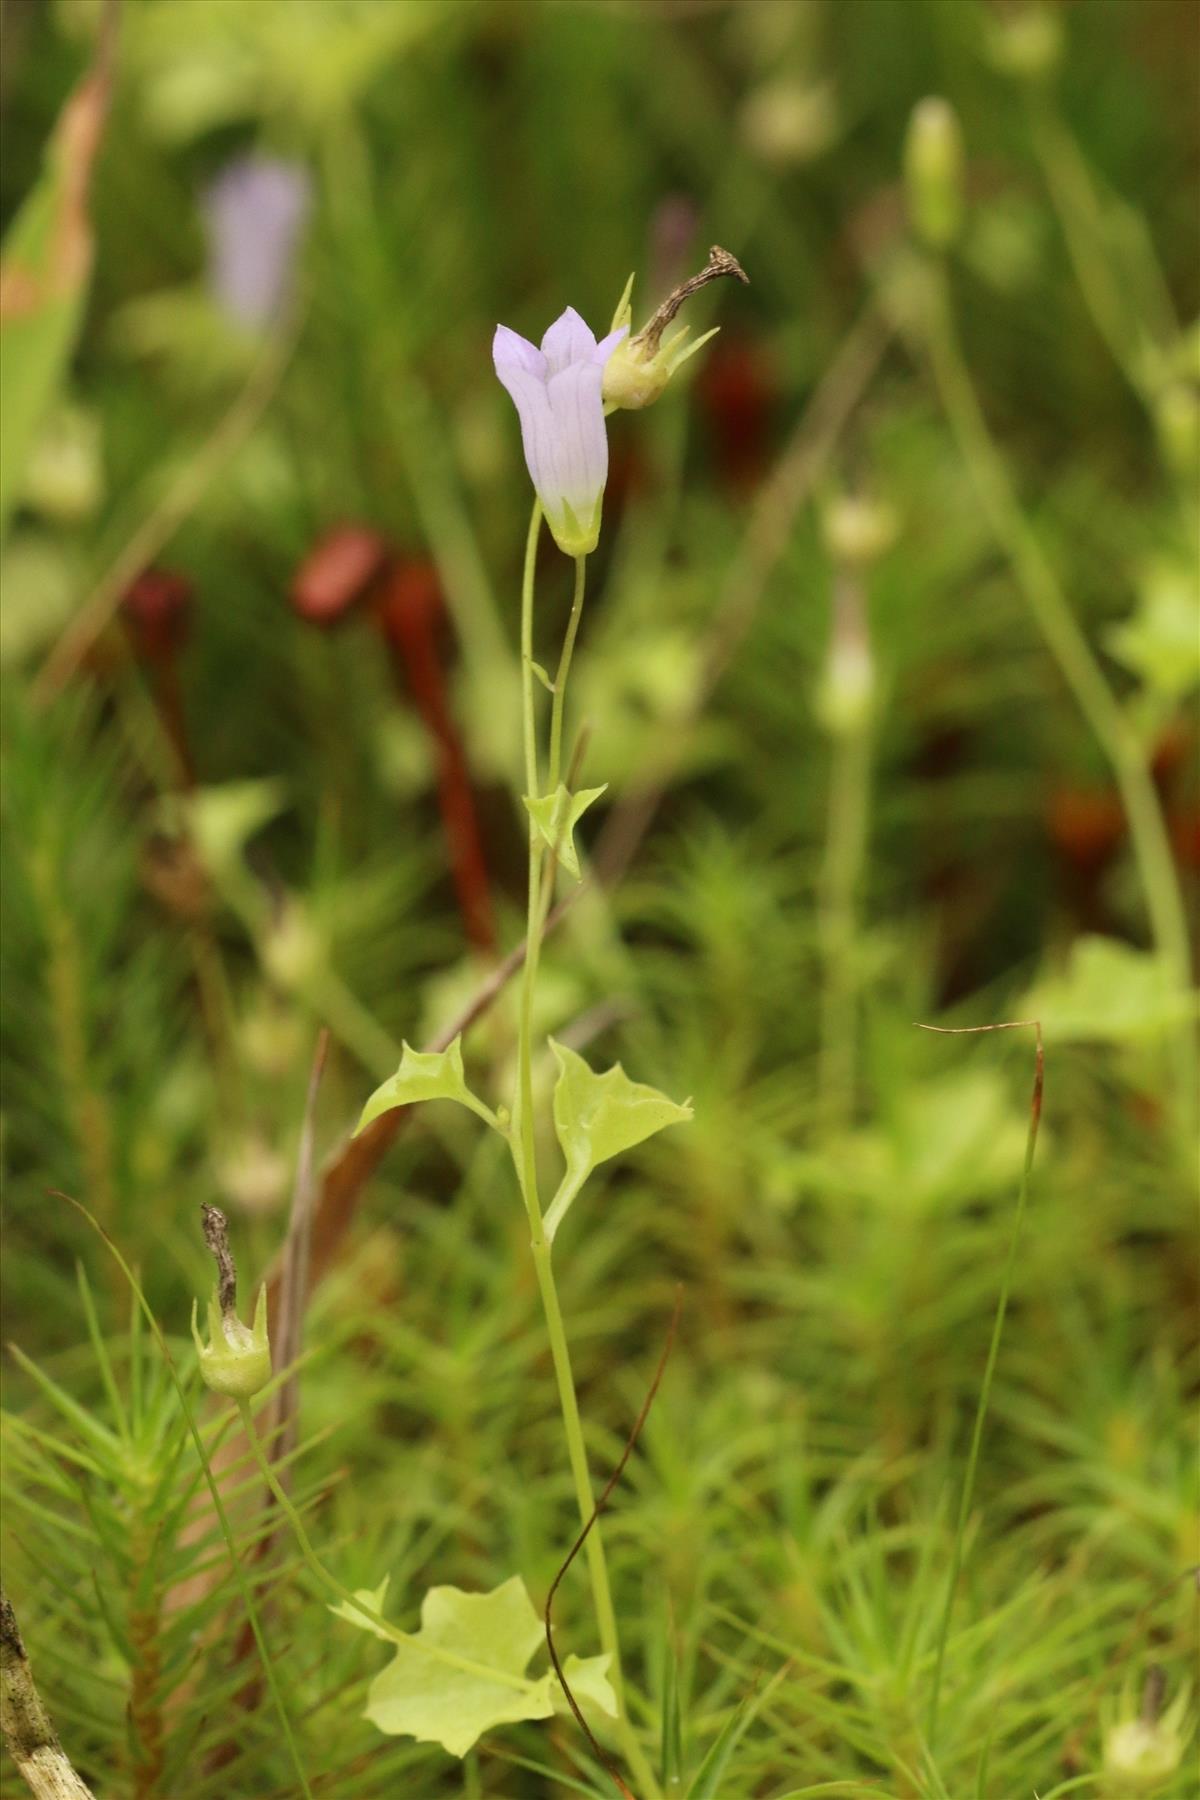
[635,244,749,356]
[200,1203,238,1321]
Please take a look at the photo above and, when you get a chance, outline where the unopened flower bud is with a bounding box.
[987,7,1063,83]
[191,1205,271,1399]
[822,494,898,568]
[291,525,389,628]
[905,98,966,251]
[602,246,749,412]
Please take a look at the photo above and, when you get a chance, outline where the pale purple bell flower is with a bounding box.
[203,156,311,331]
[492,307,627,557]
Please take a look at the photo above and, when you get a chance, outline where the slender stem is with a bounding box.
[520,501,543,804]
[818,711,872,1127]
[548,555,587,792]
[515,502,547,1242]
[509,511,658,1798]
[926,1026,1044,1747]
[1026,99,1175,401]
[923,266,1196,1136]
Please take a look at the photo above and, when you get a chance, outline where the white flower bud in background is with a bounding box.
[261,897,324,994]
[986,6,1064,83]
[1101,1673,1193,1795]
[22,403,104,523]
[740,77,838,167]
[822,493,898,569]
[904,98,966,251]
[816,574,875,738]
[215,1129,291,1218]
[238,996,308,1078]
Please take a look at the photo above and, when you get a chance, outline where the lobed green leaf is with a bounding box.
[356,1035,498,1134]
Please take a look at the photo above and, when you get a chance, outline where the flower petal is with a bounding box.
[493,324,547,380]
[204,155,311,329]
[545,360,607,517]
[494,362,559,504]
[540,307,597,374]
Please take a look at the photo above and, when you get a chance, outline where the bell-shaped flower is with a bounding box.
[203,155,311,331]
[493,308,626,558]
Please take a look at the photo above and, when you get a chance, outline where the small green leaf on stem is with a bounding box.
[524,783,608,880]
[545,1039,692,1239]
[330,1577,393,1642]
[356,1034,499,1134]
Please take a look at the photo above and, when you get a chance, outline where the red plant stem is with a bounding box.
[378,567,497,954]
[151,656,196,789]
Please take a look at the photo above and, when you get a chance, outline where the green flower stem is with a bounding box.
[1026,99,1173,402]
[520,501,544,804]
[818,713,872,1127]
[923,266,1196,1136]
[548,555,588,792]
[511,507,659,1800]
[236,1403,540,1697]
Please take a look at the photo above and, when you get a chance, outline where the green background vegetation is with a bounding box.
[1,1,1196,1796]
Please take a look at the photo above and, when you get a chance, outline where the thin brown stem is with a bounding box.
[269,1030,329,1469]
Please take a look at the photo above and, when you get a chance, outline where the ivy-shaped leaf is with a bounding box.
[356,1035,498,1134]
[554,1653,618,1723]
[524,783,608,880]
[1022,935,1197,1045]
[330,1576,393,1641]
[167,778,288,892]
[544,1039,693,1239]
[336,1574,615,1758]
[1106,556,1200,700]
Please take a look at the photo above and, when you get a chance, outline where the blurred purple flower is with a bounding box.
[493,307,626,558]
[204,156,310,330]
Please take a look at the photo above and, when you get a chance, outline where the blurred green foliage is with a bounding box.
[1,1,1196,1797]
